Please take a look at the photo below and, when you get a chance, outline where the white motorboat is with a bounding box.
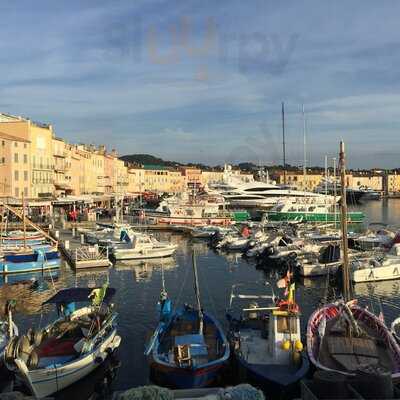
[352,244,400,283]
[112,232,177,260]
[4,286,121,399]
[296,243,342,277]
[190,226,219,239]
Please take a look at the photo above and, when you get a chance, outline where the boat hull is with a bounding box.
[299,261,341,277]
[112,245,177,260]
[267,211,364,223]
[352,263,400,283]
[0,258,61,274]
[150,360,226,389]
[234,352,309,396]
[15,331,121,399]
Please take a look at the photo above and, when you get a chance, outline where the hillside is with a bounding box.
[119,154,220,170]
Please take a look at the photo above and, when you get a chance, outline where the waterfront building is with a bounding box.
[0,114,54,198]
[350,174,383,192]
[0,131,31,199]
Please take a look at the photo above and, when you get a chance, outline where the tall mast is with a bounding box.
[302,104,307,190]
[192,250,203,334]
[325,155,328,224]
[282,102,286,185]
[339,141,351,302]
[333,157,337,226]
[22,192,26,249]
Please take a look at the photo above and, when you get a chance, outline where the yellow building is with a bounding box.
[351,175,383,191]
[388,173,400,193]
[0,114,54,198]
[0,131,31,199]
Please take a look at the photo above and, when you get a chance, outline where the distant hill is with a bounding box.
[119,154,221,171]
[119,154,182,167]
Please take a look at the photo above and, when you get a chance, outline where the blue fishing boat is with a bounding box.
[145,252,230,389]
[3,244,60,263]
[226,281,309,397]
[0,248,61,274]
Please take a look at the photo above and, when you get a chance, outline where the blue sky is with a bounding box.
[1,1,400,168]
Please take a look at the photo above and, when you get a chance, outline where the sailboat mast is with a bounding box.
[339,141,351,302]
[282,102,286,185]
[22,192,26,249]
[192,250,203,334]
[302,104,307,190]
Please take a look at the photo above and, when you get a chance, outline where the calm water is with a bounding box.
[6,198,400,398]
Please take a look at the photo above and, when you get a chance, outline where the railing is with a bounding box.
[74,245,109,262]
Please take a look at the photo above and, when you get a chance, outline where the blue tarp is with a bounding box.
[175,334,208,357]
[43,287,116,305]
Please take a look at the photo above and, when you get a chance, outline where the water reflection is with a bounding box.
[114,257,177,282]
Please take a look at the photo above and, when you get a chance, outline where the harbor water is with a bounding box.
[4,198,400,398]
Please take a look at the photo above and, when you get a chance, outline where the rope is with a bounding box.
[174,254,190,307]
[197,258,218,317]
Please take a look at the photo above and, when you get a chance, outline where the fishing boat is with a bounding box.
[0,248,61,275]
[145,252,230,388]
[4,286,121,398]
[307,142,400,380]
[0,200,60,275]
[111,232,177,261]
[267,198,364,223]
[226,281,309,395]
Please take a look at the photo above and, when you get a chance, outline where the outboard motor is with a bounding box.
[318,244,340,263]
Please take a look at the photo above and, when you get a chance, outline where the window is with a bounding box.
[1,141,4,146]
[24,171,28,181]
[277,316,298,334]
[14,153,18,163]
[1,157,4,164]
[14,171,19,181]
[24,143,27,149]
[15,188,19,197]
[14,142,18,147]
[24,187,28,197]
[23,154,27,164]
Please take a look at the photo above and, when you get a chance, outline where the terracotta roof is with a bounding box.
[0,131,30,143]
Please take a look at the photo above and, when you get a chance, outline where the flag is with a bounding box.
[277,278,287,289]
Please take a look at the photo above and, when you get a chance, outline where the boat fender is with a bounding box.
[281,340,291,351]
[294,339,303,352]
[4,336,19,363]
[17,335,31,363]
[27,350,39,369]
[95,356,104,364]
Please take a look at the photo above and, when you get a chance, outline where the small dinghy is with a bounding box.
[145,252,230,388]
[4,285,121,398]
[226,281,309,396]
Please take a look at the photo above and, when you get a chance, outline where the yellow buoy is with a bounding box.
[281,340,291,351]
[295,339,303,352]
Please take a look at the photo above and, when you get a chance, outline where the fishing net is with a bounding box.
[114,386,173,400]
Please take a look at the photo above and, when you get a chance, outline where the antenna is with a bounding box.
[302,104,306,190]
[282,102,286,185]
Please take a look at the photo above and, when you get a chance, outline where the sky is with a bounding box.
[1,1,400,168]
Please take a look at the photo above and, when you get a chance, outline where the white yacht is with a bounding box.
[207,165,336,209]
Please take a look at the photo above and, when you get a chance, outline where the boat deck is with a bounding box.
[160,318,222,364]
[318,315,396,373]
